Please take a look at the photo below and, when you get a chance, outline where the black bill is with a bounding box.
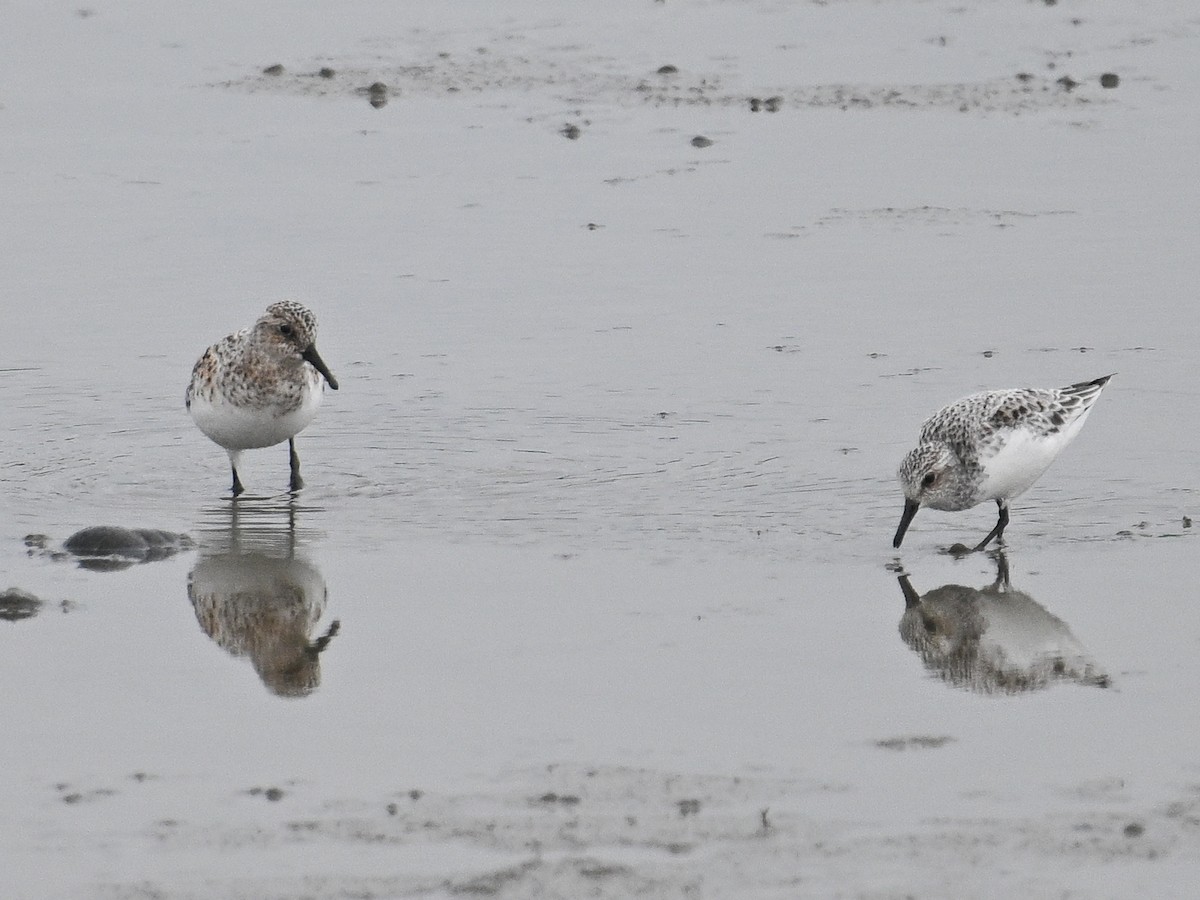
[893,498,919,549]
[302,344,339,390]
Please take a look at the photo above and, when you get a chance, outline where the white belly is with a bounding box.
[975,409,1093,502]
[190,387,322,451]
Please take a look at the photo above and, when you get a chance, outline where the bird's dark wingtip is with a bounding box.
[1066,373,1115,395]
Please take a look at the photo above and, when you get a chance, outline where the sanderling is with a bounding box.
[186,301,338,496]
[893,375,1112,551]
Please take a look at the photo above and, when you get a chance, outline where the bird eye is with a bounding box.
[279,323,293,336]
[921,472,936,488]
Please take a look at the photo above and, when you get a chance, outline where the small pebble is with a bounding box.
[560,124,581,140]
[262,64,284,76]
[690,135,713,148]
[1100,72,1119,89]
[656,64,678,75]
[1124,822,1144,838]
[367,82,388,109]
[318,67,336,79]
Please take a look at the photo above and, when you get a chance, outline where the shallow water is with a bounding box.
[3,1,1200,897]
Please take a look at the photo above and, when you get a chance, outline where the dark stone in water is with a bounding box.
[0,587,41,621]
[750,96,783,112]
[60,526,194,570]
[1100,73,1119,89]
[65,526,150,557]
[365,82,389,109]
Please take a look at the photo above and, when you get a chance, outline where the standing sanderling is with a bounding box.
[893,375,1113,551]
[186,301,339,497]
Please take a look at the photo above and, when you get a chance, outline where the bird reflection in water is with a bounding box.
[897,553,1108,694]
[187,500,339,698]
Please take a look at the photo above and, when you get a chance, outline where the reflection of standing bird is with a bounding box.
[898,558,1108,694]
[894,375,1112,551]
[186,301,339,497]
[188,552,338,698]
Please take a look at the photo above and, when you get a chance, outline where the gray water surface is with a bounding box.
[3,2,1199,897]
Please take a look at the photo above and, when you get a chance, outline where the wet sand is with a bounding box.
[3,1,1199,897]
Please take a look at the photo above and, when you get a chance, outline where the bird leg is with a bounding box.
[225,449,246,497]
[991,550,1011,590]
[289,438,304,491]
[973,501,1009,551]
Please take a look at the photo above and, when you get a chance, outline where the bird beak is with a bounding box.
[893,498,919,549]
[302,345,339,390]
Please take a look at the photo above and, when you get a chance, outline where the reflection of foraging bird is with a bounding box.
[893,375,1112,551]
[186,301,338,496]
[897,555,1109,694]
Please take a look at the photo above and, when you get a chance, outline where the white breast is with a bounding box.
[190,381,323,451]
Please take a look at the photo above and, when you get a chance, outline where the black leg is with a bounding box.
[231,465,245,498]
[993,550,1011,589]
[289,438,304,491]
[973,500,1009,552]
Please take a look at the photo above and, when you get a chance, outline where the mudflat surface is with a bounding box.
[2,2,1199,897]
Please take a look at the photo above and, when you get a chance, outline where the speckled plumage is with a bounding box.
[186,301,339,496]
[893,375,1112,550]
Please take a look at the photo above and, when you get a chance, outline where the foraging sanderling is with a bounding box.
[186,301,338,496]
[893,375,1112,551]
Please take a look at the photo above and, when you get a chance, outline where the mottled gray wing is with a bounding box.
[985,388,1065,432]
